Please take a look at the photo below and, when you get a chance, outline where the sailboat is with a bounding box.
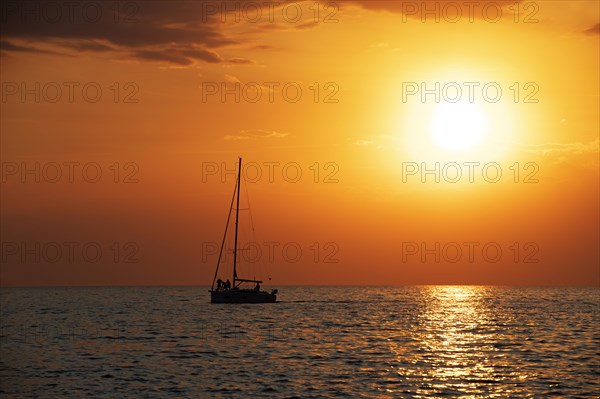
[209,157,278,303]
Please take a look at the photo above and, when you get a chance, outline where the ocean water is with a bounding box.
[1,286,598,398]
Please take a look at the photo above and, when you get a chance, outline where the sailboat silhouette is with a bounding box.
[209,157,277,303]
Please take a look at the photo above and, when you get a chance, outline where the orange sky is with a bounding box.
[1,0,598,286]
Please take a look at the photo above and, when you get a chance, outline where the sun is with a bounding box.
[429,100,489,152]
[399,72,516,163]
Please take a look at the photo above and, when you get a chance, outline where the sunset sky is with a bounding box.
[1,0,598,286]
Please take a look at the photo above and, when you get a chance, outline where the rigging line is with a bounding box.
[241,175,268,282]
[244,179,256,234]
[242,179,270,282]
[211,177,238,291]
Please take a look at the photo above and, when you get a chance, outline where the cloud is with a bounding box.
[250,44,273,50]
[369,43,389,48]
[131,44,225,65]
[584,23,600,35]
[223,74,241,83]
[295,21,319,30]
[0,39,63,55]
[4,0,592,66]
[247,20,319,32]
[255,23,289,31]
[227,57,256,65]
[179,47,224,63]
[347,0,522,18]
[61,40,115,52]
[512,139,599,161]
[133,49,194,66]
[224,129,289,140]
[0,1,240,65]
[355,140,375,146]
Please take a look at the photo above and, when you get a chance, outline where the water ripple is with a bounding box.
[1,286,598,398]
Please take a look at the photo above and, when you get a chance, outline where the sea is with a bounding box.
[1,286,598,398]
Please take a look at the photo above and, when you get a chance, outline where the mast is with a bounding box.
[232,157,242,287]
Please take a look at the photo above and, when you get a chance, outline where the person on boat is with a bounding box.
[225,280,231,290]
[255,282,260,291]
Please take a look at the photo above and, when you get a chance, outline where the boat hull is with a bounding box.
[210,289,276,303]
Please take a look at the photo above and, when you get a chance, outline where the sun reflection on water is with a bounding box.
[389,286,524,397]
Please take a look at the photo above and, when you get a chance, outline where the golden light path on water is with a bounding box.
[387,286,532,397]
